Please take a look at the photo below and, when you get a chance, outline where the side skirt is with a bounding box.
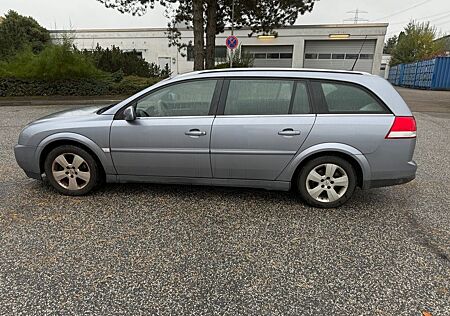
[108,175,291,191]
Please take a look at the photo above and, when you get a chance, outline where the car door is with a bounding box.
[210,78,316,180]
[110,79,221,178]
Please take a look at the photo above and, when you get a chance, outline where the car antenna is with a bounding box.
[351,35,368,71]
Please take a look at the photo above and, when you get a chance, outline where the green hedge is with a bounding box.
[0,76,161,97]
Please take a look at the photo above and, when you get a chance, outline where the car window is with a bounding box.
[224,79,294,115]
[317,82,385,113]
[135,80,217,117]
[292,82,310,114]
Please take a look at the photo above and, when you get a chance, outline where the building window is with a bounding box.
[254,53,267,59]
[124,51,143,59]
[280,53,293,59]
[305,53,318,59]
[345,53,359,60]
[267,53,280,59]
[186,46,229,61]
[187,46,194,61]
[215,46,227,59]
[359,53,374,59]
[318,53,332,59]
[332,53,345,59]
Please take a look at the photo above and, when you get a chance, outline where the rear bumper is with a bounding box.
[14,144,41,180]
[363,160,417,189]
[365,174,415,189]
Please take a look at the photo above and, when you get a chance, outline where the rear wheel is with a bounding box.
[44,145,100,196]
[297,156,357,208]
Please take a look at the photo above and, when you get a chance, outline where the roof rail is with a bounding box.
[198,68,368,76]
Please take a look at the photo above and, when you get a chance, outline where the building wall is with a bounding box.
[51,23,388,75]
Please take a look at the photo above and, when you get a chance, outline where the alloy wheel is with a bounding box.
[305,163,349,203]
[51,153,91,190]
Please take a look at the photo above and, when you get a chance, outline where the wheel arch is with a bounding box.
[37,133,114,177]
[277,143,371,189]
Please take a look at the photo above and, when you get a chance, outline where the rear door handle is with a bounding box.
[185,129,207,137]
[278,128,301,136]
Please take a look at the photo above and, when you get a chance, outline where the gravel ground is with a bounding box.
[0,104,449,315]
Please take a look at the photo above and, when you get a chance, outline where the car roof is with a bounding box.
[171,68,372,81]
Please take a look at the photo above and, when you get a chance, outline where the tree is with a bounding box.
[383,35,397,54]
[390,21,445,66]
[0,10,51,60]
[79,44,170,78]
[96,0,316,70]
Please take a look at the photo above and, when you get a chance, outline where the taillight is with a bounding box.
[386,116,417,139]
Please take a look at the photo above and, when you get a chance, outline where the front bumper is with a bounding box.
[14,144,41,180]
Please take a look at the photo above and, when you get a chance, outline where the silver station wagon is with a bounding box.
[15,69,417,208]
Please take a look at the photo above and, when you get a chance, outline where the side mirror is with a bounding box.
[123,106,136,121]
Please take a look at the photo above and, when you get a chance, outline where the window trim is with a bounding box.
[216,77,312,116]
[114,78,224,120]
[310,79,392,114]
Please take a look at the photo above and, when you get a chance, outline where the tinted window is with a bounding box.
[317,82,386,113]
[224,80,294,115]
[136,80,217,117]
[292,82,310,114]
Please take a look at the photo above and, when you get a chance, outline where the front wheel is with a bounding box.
[297,156,357,208]
[44,145,100,196]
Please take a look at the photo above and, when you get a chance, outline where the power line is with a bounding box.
[371,0,434,21]
[435,18,450,27]
[385,19,450,39]
[432,13,450,23]
[389,11,450,25]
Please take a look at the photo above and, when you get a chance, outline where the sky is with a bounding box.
[1,0,450,38]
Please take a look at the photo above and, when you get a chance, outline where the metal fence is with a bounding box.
[388,57,450,90]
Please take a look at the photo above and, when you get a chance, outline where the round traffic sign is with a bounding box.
[226,35,239,50]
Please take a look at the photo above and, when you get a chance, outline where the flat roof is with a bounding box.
[51,23,389,33]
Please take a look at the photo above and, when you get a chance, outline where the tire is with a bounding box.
[297,156,357,208]
[44,145,100,196]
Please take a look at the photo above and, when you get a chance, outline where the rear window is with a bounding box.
[314,81,387,113]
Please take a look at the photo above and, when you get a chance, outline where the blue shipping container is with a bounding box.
[388,57,450,90]
[431,57,450,90]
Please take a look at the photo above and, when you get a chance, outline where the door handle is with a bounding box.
[185,129,207,137]
[278,128,301,136]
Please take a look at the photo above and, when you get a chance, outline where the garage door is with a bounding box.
[242,45,293,68]
[304,40,376,73]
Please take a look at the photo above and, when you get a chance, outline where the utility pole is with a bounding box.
[230,0,235,68]
[344,9,369,24]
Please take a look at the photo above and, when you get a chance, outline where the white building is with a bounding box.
[380,54,392,79]
[52,23,388,75]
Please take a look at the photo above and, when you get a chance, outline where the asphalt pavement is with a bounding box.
[0,94,449,315]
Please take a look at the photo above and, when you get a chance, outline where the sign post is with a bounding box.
[226,35,239,68]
